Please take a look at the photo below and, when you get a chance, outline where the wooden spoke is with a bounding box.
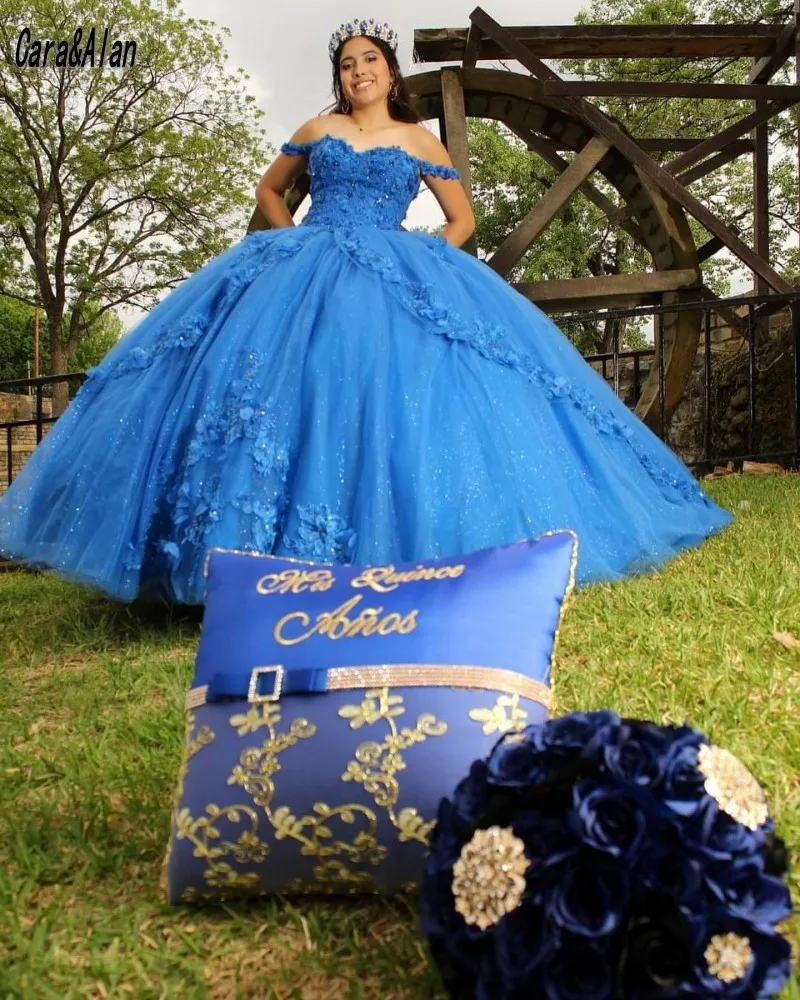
[675,140,752,185]
[503,120,647,247]
[462,23,483,69]
[440,69,478,256]
[489,136,610,276]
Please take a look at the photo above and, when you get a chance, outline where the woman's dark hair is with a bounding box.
[322,35,421,123]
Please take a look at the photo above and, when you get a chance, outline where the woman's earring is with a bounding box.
[390,83,398,100]
[343,97,351,113]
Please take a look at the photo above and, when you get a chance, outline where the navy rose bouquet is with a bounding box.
[420,711,792,1000]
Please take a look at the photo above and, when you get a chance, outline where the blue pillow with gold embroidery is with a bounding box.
[163,532,577,903]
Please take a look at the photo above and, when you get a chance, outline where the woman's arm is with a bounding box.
[412,127,476,249]
[254,120,319,228]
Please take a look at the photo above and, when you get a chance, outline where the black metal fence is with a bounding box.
[557,290,800,474]
[1,290,799,488]
[0,372,86,488]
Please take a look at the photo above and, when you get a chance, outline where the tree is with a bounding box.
[0,297,51,383]
[0,0,269,410]
[0,295,123,383]
[69,305,123,374]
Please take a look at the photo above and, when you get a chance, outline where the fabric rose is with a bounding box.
[420,712,792,1000]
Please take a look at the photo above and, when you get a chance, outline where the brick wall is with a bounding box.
[0,392,53,493]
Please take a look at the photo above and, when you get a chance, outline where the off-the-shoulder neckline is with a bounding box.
[281,133,458,175]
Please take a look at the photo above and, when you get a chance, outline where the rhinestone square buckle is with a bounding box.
[248,665,284,704]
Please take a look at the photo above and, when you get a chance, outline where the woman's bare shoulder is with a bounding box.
[287,114,348,145]
[405,123,450,163]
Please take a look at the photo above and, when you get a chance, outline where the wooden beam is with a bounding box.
[797,0,800,279]
[468,10,563,82]
[503,119,647,246]
[675,139,753,185]
[697,236,724,262]
[413,23,787,62]
[440,69,477,257]
[489,136,611,276]
[462,22,483,69]
[665,102,795,176]
[543,81,800,101]
[470,7,793,293]
[696,285,748,336]
[750,22,797,83]
[694,212,748,261]
[489,137,728,152]
[754,118,770,295]
[498,138,751,152]
[515,269,700,311]
[639,138,717,151]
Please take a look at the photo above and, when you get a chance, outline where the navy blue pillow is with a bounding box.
[163,532,577,902]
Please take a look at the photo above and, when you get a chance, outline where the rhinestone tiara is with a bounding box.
[328,18,399,60]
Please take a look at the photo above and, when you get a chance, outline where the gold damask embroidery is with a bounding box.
[469,693,528,736]
[173,802,266,891]
[229,702,281,736]
[182,710,216,766]
[227,709,386,874]
[282,870,380,896]
[175,702,386,892]
[161,710,216,901]
[338,687,447,845]
[186,723,215,759]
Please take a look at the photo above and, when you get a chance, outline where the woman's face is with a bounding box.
[338,36,393,110]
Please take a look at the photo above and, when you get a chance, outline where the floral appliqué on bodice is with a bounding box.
[280,134,460,231]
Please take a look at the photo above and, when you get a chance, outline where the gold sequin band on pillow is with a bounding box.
[184,664,552,711]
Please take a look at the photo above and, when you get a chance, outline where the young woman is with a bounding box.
[0,18,730,604]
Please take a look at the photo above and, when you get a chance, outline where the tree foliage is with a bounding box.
[0,296,122,383]
[0,0,269,405]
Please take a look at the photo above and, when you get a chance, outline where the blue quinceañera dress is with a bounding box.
[0,134,731,604]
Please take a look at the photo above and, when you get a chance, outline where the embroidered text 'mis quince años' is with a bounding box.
[15,27,137,68]
[255,563,466,597]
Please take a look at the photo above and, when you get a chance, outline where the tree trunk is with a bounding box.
[49,325,70,417]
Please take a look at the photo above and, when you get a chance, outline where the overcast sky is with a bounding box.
[119,0,588,328]
[180,0,587,141]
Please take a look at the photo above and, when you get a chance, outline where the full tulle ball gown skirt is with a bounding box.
[0,135,731,604]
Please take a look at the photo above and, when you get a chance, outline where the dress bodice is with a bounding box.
[280,134,460,231]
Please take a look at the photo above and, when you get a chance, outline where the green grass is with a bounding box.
[1,474,798,998]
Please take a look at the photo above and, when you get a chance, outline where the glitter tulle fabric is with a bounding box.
[0,133,731,604]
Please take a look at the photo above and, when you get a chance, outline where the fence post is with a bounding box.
[703,308,712,463]
[792,299,800,461]
[657,312,666,440]
[747,303,757,457]
[35,382,43,444]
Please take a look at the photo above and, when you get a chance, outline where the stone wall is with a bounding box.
[666,309,796,467]
[0,392,52,492]
[585,307,795,468]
